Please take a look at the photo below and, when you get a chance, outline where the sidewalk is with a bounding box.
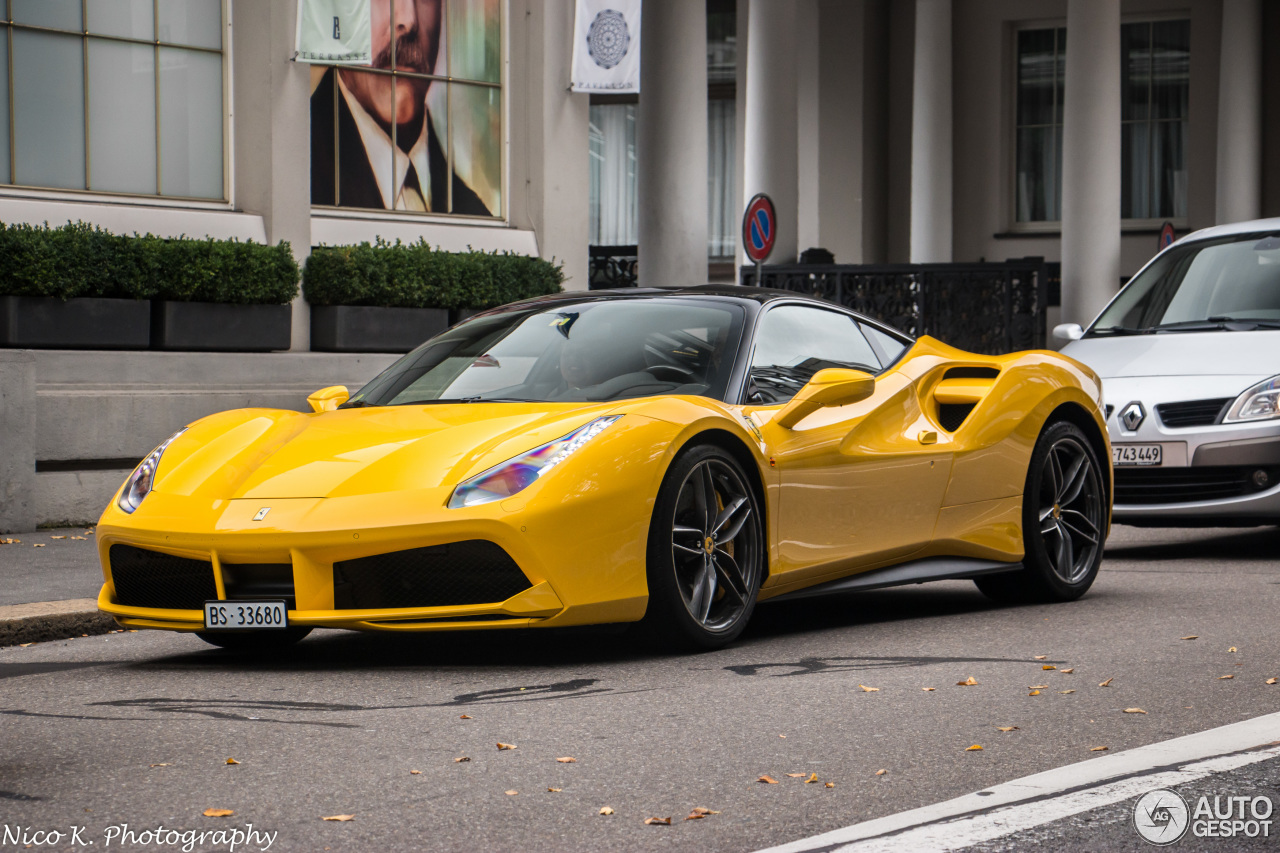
[0,527,117,645]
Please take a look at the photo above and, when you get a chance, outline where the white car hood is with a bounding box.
[1061,330,1280,379]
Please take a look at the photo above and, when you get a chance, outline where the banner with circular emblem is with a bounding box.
[571,0,642,94]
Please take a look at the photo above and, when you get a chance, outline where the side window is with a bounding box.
[748,306,881,404]
[861,323,908,366]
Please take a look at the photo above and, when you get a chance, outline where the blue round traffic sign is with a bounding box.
[743,194,777,263]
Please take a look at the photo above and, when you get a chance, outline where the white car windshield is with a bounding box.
[1090,233,1280,335]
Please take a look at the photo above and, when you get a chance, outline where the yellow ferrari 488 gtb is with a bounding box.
[97,287,1111,651]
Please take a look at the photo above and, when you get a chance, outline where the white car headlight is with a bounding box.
[1224,375,1280,423]
[448,416,621,509]
[118,429,186,513]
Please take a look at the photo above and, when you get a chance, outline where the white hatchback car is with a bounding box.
[1057,218,1280,526]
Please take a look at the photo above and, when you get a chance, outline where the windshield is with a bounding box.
[1089,233,1280,335]
[344,298,745,407]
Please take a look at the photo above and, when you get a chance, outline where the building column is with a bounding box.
[232,0,313,350]
[1216,0,1262,223]
[1060,0,1121,327]
[742,0,798,265]
[637,0,707,288]
[909,0,952,263]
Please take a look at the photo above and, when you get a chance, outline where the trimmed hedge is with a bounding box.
[303,239,565,311]
[0,221,300,304]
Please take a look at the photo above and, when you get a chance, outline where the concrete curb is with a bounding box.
[0,598,117,646]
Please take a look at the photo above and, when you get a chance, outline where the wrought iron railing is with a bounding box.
[743,257,1048,355]
[588,245,638,289]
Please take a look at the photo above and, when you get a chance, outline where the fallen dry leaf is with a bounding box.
[18,642,34,648]
[454,757,470,763]
[644,817,671,826]
[875,769,887,776]
[149,763,171,768]
[689,807,719,816]
[459,714,472,719]
[1219,674,1235,680]
[547,788,562,793]
[203,809,234,818]
[32,543,44,548]
[71,535,87,540]
[496,743,517,750]
[804,773,820,784]
[1091,746,1109,752]
[684,813,707,821]
[1229,647,1238,653]
[1267,678,1278,685]
[1124,708,1147,714]
[996,726,1019,732]
[966,745,983,751]
[779,734,786,738]
[1042,665,1056,671]
[1028,690,1041,696]
[409,770,421,775]
[599,807,615,815]
[785,773,806,778]
[225,758,240,765]
[1181,635,1198,640]
[321,815,354,822]
[0,538,20,544]
[1059,690,1076,694]
[50,535,66,540]
[957,676,979,686]
[922,687,936,692]
[505,790,518,796]
[1099,677,1114,687]
[1034,655,1047,660]
[825,782,835,788]
[859,684,880,692]
[757,775,779,784]
[556,757,577,763]
[1029,684,1049,689]
[1060,668,1075,674]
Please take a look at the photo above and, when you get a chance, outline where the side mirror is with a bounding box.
[307,385,349,413]
[1053,323,1084,342]
[774,368,875,429]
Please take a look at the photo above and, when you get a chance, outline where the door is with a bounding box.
[748,305,952,586]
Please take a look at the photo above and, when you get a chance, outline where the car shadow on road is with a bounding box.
[1104,526,1280,563]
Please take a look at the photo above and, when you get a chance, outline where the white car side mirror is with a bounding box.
[1053,323,1084,342]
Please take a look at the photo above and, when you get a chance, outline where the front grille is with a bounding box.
[1115,466,1279,505]
[333,540,531,610]
[1156,398,1232,428]
[937,402,976,432]
[222,563,296,610]
[109,545,217,610]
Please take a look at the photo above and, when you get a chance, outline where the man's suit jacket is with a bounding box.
[311,68,490,216]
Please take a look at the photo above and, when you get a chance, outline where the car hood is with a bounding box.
[154,402,626,501]
[1061,330,1280,378]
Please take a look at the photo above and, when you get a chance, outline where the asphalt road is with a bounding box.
[2,524,1278,852]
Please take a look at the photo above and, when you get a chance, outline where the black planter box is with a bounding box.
[0,296,150,349]
[311,305,449,353]
[152,301,292,352]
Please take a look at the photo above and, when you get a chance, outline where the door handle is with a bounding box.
[918,430,938,445]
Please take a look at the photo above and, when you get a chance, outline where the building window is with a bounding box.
[1121,20,1189,220]
[588,0,737,260]
[0,0,225,200]
[310,0,502,218]
[1014,19,1190,225]
[1014,27,1064,223]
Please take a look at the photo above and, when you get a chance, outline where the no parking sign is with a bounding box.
[743,194,777,265]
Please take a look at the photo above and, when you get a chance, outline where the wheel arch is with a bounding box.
[1044,401,1112,508]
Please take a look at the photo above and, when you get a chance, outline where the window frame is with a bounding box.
[0,0,232,205]
[308,0,506,222]
[1006,13,1191,234]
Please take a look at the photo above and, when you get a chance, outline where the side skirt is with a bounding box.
[763,557,1023,603]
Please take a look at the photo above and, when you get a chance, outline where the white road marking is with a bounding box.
[757,711,1280,853]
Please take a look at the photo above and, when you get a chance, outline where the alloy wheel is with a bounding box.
[1037,436,1104,585]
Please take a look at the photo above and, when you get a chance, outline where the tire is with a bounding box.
[975,420,1105,604]
[195,627,312,651]
[642,444,765,651]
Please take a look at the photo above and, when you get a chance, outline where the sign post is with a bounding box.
[742,193,777,286]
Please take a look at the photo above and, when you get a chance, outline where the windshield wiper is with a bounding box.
[391,397,531,406]
[1087,325,1151,336]
[1149,317,1280,332]
[338,399,373,409]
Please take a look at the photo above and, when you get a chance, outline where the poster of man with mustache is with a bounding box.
[310,0,499,217]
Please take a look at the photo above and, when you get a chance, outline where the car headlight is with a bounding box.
[118,429,186,513]
[448,416,621,509]
[1224,376,1280,423]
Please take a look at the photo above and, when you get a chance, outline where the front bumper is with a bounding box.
[1104,376,1280,524]
[96,487,652,633]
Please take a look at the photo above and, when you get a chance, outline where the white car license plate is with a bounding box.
[1112,444,1162,467]
[203,600,288,630]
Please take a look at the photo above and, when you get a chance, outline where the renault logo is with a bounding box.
[1120,402,1146,432]
[253,507,271,521]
